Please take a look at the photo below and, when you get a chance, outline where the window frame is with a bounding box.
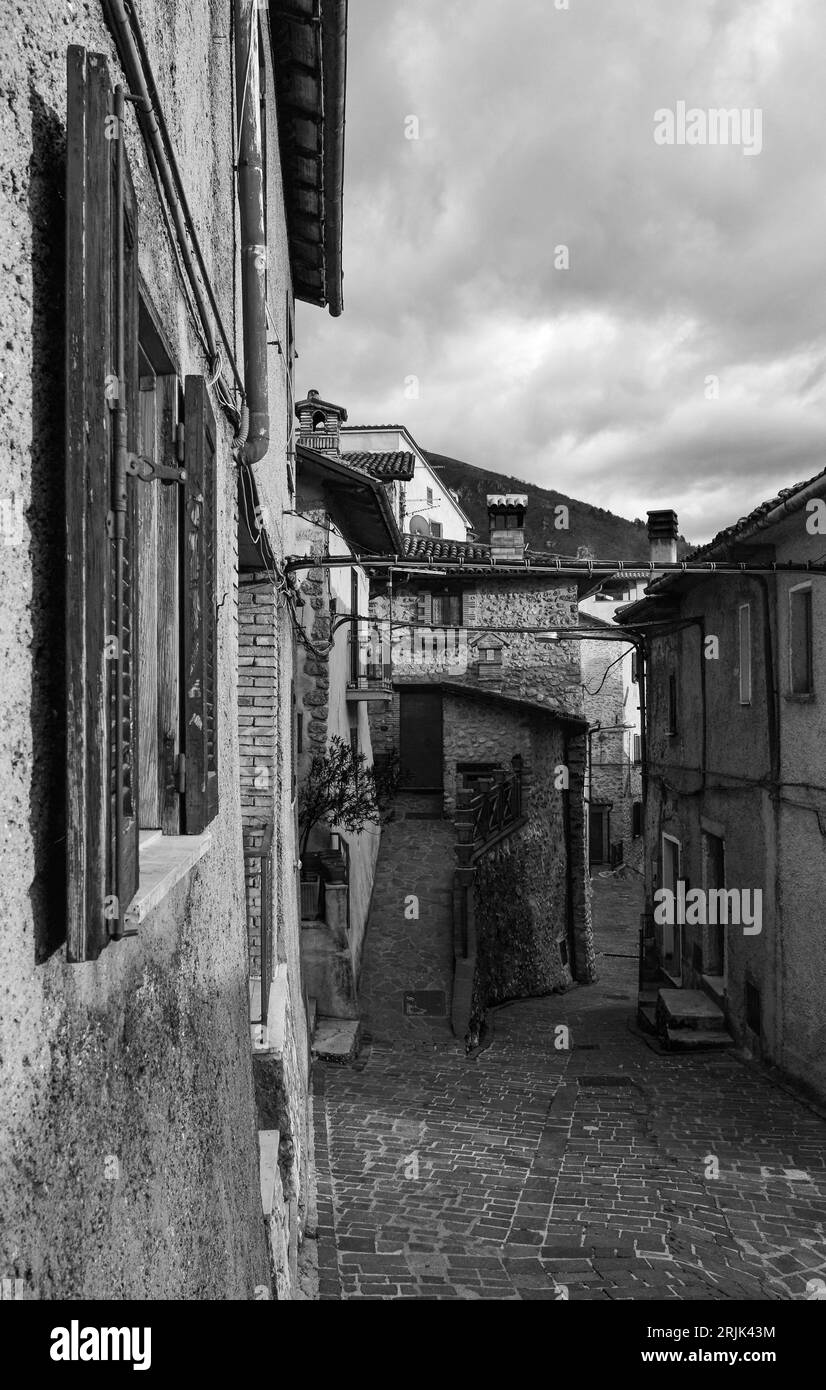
[789,583,814,697]
[738,603,752,705]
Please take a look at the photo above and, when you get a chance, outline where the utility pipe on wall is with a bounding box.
[234,0,270,465]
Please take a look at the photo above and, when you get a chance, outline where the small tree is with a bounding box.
[298,736,389,857]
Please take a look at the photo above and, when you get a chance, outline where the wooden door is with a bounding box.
[399,690,443,790]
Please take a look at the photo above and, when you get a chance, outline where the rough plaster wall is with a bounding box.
[643,559,826,1097]
[0,0,270,1296]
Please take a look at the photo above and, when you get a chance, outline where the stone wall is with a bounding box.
[369,575,582,713]
[443,691,595,1034]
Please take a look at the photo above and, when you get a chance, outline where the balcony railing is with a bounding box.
[244,821,274,1027]
[347,631,392,698]
[470,770,522,846]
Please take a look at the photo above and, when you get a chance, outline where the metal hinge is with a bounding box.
[175,753,186,794]
[126,452,186,485]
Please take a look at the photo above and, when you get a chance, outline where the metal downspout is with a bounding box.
[234,0,270,464]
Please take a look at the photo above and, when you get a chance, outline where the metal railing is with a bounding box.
[470,770,522,846]
[347,631,393,691]
[244,821,274,1027]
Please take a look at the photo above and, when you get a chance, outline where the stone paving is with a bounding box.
[314,864,826,1301]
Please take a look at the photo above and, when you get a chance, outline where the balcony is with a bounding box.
[346,631,393,701]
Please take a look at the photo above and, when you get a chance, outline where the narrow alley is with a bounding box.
[313,870,826,1301]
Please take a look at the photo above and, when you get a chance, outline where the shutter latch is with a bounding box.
[175,753,186,794]
[126,452,186,485]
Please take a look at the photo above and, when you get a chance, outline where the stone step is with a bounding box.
[701,973,726,1009]
[657,987,727,1032]
[312,1017,360,1063]
[665,1026,735,1052]
[637,1001,658,1035]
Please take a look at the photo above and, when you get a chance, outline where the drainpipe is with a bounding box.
[322,0,347,316]
[234,0,270,464]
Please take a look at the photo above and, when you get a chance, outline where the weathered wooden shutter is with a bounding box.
[183,375,219,832]
[416,592,433,625]
[66,46,140,959]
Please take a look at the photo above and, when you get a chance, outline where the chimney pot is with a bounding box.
[647,509,678,566]
[486,494,528,563]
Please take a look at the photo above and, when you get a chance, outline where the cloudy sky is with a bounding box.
[296,0,826,544]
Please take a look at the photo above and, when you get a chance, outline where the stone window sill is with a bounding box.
[124,829,212,928]
[784,692,815,703]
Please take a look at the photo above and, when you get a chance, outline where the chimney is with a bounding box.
[647,509,678,566]
[487,494,528,563]
[295,388,348,455]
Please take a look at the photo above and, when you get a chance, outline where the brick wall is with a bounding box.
[239,581,278,976]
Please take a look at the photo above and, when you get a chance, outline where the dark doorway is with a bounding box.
[399,689,443,790]
[588,804,611,866]
[704,831,726,979]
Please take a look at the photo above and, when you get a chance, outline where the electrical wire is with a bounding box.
[583,644,635,697]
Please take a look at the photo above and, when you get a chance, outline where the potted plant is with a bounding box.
[298,737,399,909]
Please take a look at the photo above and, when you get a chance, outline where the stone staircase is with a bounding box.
[655,987,735,1052]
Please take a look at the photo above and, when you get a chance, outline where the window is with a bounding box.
[789,585,814,695]
[65,47,218,961]
[667,673,678,733]
[480,645,502,665]
[632,801,643,837]
[632,733,642,764]
[432,592,461,626]
[296,712,303,754]
[738,604,751,704]
[426,486,433,507]
[312,410,327,431]
[429,520,443,539]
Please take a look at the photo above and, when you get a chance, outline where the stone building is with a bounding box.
[579,603,643,872]
[619,494,826,1102]
[0,0,347,1300]
[359,488,597,1032]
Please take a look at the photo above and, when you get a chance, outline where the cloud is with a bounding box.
[297,0,826,543]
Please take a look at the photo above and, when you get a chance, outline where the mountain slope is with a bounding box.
[425,452,690,560]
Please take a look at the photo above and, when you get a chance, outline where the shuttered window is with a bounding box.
[183,376,219,833]
[66,46,219,960]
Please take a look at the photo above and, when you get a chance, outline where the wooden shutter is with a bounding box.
[66,46,139,960]
[183,376,219,832]
[416,592,433,624]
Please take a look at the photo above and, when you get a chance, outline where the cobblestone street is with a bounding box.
[314,874,826,1300]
